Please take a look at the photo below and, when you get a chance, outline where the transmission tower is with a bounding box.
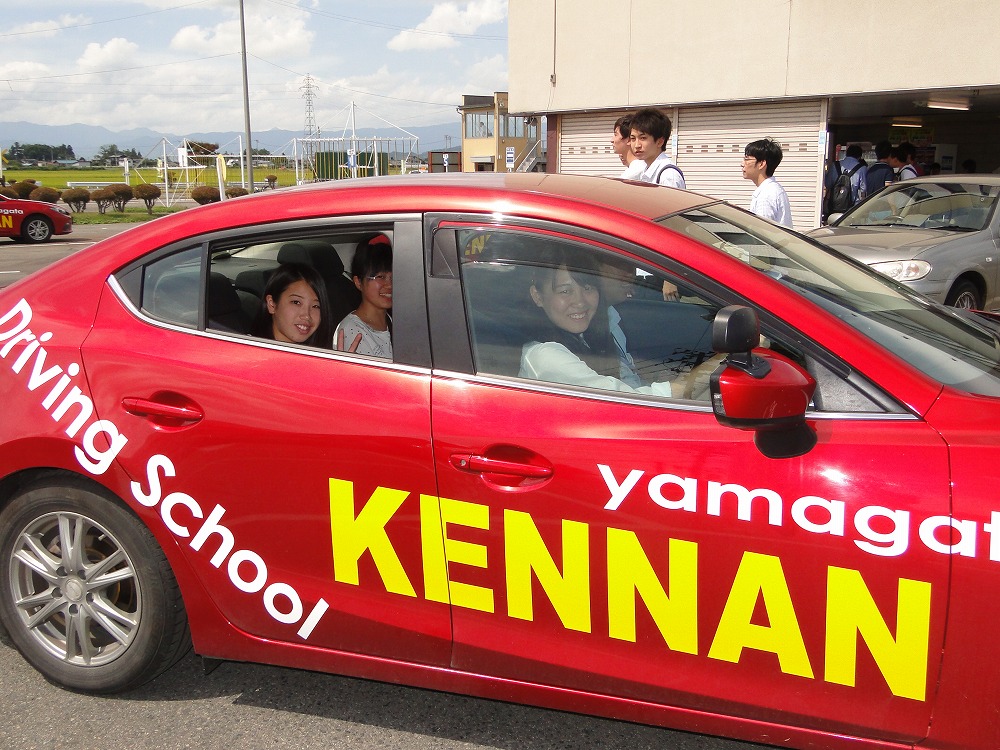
[300,74,320,175]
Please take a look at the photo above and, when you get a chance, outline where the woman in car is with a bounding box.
[520,246,680,397]
[335,237,393,359]
[252,262,332,348]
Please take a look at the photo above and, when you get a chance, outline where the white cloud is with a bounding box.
[171,9,314,59]
[388,0,507,51]
[8,15,89,39]
[77,38,140,72]
[0,2,507,139]
[463,53,507,95]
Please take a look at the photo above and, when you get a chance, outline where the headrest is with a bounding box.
[207,272,240,315]
[277,240,345,278]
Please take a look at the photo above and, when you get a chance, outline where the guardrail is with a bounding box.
[65,181,117,190]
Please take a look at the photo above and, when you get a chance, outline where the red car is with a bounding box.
[0,174,998,750]
[0,193,73,242]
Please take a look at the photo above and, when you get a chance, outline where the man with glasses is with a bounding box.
[742,138,792,228]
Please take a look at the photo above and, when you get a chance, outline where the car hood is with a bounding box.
[807,226,966,262]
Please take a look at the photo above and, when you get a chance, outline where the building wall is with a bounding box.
[509,0,1000,114]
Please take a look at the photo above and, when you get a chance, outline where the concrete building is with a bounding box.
[508,0,1000,230]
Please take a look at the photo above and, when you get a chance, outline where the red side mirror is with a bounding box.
[709,306,818,458]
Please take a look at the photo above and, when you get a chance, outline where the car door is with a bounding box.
[82,218,453,666]
[425,220,949,744]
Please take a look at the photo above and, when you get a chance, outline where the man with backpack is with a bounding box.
[824,144,867,220]
[865,140,896,196]
[629,107,686,189]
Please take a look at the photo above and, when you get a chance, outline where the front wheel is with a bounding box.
[21,216,53,243]
[945,279,982,310]
[0,478,190,693]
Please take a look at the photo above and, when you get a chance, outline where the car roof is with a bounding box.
[275,172,712,220]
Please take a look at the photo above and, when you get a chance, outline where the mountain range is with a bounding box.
[0,121,463,161]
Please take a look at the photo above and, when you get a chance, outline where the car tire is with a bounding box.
[21,216,53,243]
[0,477,190,693]
[945,280,982,310]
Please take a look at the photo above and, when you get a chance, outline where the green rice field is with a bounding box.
[1,166,299,191]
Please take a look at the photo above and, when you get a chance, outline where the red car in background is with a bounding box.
[0,173,999,750]
[0,193,73,242]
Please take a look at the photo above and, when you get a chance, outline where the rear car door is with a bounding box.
[425,219,948,744]
[82,217,453,665]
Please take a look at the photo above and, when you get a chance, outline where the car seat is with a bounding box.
[207,272,253,333]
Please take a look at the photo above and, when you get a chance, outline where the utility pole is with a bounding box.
[239,0,253,191]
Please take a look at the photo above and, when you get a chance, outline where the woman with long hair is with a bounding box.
[252,262,332,348]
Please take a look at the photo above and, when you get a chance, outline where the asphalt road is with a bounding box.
[0,223,125,288]
[0,224,774,750]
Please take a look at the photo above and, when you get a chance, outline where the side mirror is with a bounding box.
[709,305,818,458]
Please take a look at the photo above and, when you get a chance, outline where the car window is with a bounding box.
[458,227,776,404]
[119,228,394,357]
[140,246,203,327]
[661,204,1000,397]
[839,182,1000,231]
[456,226,904,413]
[208,231,390,354]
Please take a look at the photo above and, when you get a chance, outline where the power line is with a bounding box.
[1,54,235,82]
[0,1,212,39]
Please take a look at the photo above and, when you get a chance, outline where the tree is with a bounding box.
[91,187,114,214]
[29,186,61,204]
[93,144,122,166]
[92,144,141,166]
[7,143,75,161]
[187,142,220,156]
[107,183,134,212]
[10,180,38,199]
[133,183,161,214]
[191,186,220,204]
[62,188,90,213]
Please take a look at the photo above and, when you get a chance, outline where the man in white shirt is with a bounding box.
[742,138,792,228]
[628,107,686,189]
[612,115,646,180]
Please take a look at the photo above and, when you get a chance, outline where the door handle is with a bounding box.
[450,453,553,479]
[122,396,204,427]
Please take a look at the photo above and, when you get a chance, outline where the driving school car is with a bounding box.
[1,173,999,750]
[0,193,73,242]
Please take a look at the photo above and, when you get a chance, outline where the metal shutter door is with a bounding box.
[676,100,827,231]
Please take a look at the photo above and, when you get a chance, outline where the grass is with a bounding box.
[3,166,299,224]
[2,166,299,190]
[73,206,187,225]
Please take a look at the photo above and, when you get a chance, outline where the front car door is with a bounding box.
[425,214,948,745]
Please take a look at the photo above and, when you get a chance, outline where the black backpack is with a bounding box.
[826,161,863,215]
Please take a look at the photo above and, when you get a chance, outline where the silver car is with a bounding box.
[809,175,1000,309]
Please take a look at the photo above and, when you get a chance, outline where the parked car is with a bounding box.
[808,175,1000,309]
[3,173,1000,750]
[0,193,73,242]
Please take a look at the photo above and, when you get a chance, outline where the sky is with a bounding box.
[0,1,508,152]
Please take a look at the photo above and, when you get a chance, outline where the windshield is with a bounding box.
[660,203,1000,396]
[837,181,1000,231]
